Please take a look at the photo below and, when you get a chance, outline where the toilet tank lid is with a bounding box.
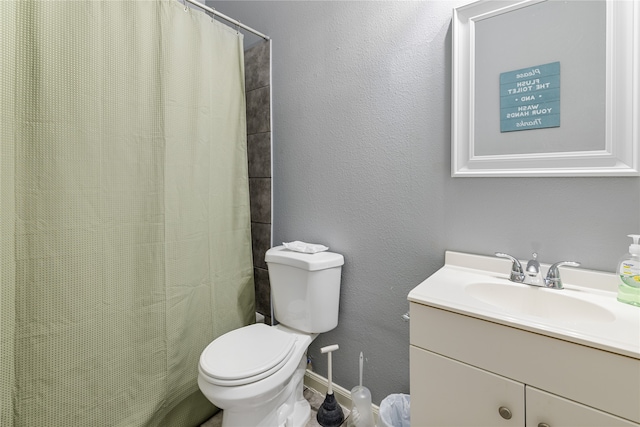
[265,246,344,271]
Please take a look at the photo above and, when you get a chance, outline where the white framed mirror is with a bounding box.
[451,0,639,177]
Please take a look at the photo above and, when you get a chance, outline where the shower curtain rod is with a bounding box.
[183,0,270,40]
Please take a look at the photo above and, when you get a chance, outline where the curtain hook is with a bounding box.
[207,8,215,22]
[183,0,188,12]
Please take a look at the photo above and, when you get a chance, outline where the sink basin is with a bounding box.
[407,251,640,359]
[465,282,616,324]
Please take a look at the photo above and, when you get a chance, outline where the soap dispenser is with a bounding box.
[617,234,640,307]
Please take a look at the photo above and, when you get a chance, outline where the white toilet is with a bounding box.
[198,245,344,427]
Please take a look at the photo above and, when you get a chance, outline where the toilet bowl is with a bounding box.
[198,324,315,427]
[197,246,344,427]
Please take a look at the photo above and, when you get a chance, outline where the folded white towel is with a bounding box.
[283,241,329,254]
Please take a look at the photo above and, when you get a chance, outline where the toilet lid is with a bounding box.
[200,323,296,386]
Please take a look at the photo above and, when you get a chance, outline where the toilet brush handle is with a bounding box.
[359,352,363,387]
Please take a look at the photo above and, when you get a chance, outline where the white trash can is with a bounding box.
[378,394,410,427]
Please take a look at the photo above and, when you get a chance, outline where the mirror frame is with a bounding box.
[451,0,639,177]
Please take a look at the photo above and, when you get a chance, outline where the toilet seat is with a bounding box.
[199,323,297,386]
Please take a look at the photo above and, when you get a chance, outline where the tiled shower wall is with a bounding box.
[245,40,272,323]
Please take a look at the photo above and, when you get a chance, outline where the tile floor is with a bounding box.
[200,387,350,427]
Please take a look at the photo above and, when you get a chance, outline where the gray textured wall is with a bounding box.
[210,0,640,405]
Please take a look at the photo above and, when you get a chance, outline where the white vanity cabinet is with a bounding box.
[409,303,640,427]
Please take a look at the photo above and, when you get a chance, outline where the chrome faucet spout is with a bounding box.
[524,252,542,285]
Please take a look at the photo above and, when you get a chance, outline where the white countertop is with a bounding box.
[408,251,640,359]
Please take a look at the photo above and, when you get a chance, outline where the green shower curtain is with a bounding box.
[0,1,255,426]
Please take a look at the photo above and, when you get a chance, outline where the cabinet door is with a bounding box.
[526,386,640,427]
[410,346,524,427]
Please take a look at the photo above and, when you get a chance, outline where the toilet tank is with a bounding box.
[265,246,344,333]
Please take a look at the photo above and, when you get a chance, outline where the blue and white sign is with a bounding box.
[500,62,560,132]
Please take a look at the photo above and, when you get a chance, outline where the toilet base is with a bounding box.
[219,355,310,427]
[290,399,312,427]
[222,399,310,427]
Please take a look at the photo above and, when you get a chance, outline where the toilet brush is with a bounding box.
[316,344,344,427]
[348,352,375,427]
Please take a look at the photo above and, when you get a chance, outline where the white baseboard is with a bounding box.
[303,369,380,422]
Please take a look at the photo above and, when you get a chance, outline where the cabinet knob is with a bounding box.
[538,424,550,427]
[498,406,512,420]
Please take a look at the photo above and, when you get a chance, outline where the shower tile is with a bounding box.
[245,41,270,92]
[247,132,271,178]
[246,86,271,135]
[254,266,271,317]
[244,39,271,324]
[249,178,271,224]
[251,222,271,270]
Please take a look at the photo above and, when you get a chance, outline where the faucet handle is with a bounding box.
[495,252,525,282]
[544,261,581,289]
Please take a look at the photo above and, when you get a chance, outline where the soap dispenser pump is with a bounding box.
[617,234,640,307]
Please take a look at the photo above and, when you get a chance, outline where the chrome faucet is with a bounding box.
[524,252,542,285]
[495,252,580,289]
